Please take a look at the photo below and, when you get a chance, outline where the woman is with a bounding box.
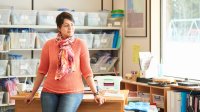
[25,12,105,112]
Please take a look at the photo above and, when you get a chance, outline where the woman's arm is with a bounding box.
[25,72,45,104]
[85,76,105,105]
[85,76,98,94]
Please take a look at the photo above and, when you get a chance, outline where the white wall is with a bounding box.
[33,0,112,11]
[0,0,32,9]
[114,0,150,76]
[0,0,112,11]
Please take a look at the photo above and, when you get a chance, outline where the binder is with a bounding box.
[181,92,188,112]
[112,30,119,48]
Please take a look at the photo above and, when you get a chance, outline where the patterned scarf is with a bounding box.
[55,33,76,80]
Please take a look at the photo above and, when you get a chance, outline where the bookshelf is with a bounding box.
[121,79,170,112]
[167,84,200,112]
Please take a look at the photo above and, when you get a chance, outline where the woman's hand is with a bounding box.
[24,94,34,104]
[94,94,105,105]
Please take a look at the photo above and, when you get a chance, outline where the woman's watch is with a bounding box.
[93,92,99,96]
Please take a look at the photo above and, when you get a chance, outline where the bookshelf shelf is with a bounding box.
[121,79,170,112]
[170,84,200,91]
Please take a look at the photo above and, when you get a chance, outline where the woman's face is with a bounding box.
[58,19,75,38]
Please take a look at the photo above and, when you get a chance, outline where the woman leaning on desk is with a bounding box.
[25,11,105,112]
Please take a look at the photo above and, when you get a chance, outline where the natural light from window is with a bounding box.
[162,0,200,80]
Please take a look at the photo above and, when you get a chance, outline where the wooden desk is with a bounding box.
[11,90,128,112]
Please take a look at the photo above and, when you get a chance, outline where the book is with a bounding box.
[112,30,119,48]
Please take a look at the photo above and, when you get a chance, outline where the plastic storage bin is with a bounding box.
[11,10,37,25]
[91,56,117,73]
[36,32,56,48]
[152,94,164,108]
[0,35,5,51]
[10,59,39,76]
[0,60,8,76]
[71,12,86,26]
[0,9,11,25]
[107,18,123,27]
[87,12,109,26]
[99,57,118,72]
[137,92,150,102]
[75,34,94,48]
[0,92,4,104]
[93,33,114,48]
[38,11,62,25]
[94,76,122,93]
[10,32,36,49]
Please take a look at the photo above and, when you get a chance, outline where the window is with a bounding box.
[162,0,200,80]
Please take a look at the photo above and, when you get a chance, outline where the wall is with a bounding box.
[114,0,151,75]
[0,0,32,9]
[0,0,112,11]
[34,0,100,11]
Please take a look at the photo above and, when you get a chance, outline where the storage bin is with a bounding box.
[0,9,11,25]
[38,11,62,25]
[94,76,122,93]
[107,18,123,27]
[10,59,39,76]
[75,34,94,48]
[93,33,114,48]
[90,55,109,73]
[87,12,109,26]
[0,35,5,51]
[0,92,4,104]
[10,32,36,49]
[11,10,37,25]
[128,91,138,97]
[91,57,117,73]
[36,32,56,48]
[71,12,86,26]
[152,94,164,108]
[99,57,118,72]
[137,92,150,102]
[0,60,8,76]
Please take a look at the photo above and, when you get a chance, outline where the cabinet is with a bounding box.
[0,25,123,109]
[121,79,170,112]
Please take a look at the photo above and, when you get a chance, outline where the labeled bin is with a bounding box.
[0,9,11,25]
[0,92,4,104]
[10,59,39,76]
[10,32,36,49]
[11,10,37,25]
[0,60,8,76]
[0,35,5,51]
[87,12,109,26]
[107,18,123,27]
[152,94,164,108]
[38,11,62,25]
[91,57,118,73]
[137,92,150,102]
[75,34,94,48]
[71,12,86,26]
[36,32,56,48]
[93,33,114,48]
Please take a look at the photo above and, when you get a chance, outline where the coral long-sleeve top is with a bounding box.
[38,37,93,94]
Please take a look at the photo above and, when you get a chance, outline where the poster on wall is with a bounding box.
[125,0,147,37]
